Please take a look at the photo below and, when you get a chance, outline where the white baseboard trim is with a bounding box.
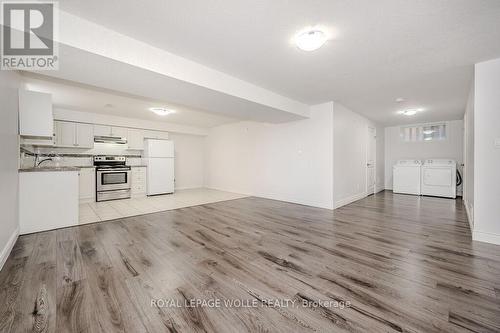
[463,199,473,232]
[472,230,500,245]
[0,226,19,272]
[254,193,334,210]
[205,186,253,197]
[334,192,366,209]
[175,186,205,191]
[205,186,334,210]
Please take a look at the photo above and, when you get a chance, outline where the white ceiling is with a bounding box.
[59,0,500,125]
[21,73,237,128]
[32,44,308,125]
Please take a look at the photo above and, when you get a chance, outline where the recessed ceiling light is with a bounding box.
[397,108,424,116]
[395,98,405,103]
[294,29,328,51]
[149,107,175,116]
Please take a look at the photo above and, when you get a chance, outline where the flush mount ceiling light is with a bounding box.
[294,29,328,51]
[149,107,175,116]
[397,108,424,116]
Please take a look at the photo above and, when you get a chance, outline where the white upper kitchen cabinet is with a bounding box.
[144,130,169,140]
[76,123,94,148]
[127,128,145,150]
[55,121,94,148]
[55,121,75,147]
[157,131,169,140]
[19,89,53,137]
[93,124,112,137]
[93,124,128,138]
[111,126,128,138]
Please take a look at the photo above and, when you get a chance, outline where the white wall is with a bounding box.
[205,102,334,209]
[384,120,464,191]
[333,103,384,208]
[205,101,384,210]
[473,58,500,244]
[0,71,21,271]
[169,133,205,190]
[463,84,475,229]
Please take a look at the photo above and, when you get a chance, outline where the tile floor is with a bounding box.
[79,188,248,224]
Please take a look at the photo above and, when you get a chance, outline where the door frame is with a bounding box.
[366,126,377,196]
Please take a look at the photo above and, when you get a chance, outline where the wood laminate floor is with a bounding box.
[1,191,499,332]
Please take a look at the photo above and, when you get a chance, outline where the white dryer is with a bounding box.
[393,160,422,195]
[421,159,457,198]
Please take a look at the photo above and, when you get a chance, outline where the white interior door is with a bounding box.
[366,126,376,195]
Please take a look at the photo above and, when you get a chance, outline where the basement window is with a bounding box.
[400,123,446,142]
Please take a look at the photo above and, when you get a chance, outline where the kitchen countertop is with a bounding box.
[19,165,146,172]
[19,166,80,173]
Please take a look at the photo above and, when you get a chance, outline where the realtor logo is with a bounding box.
[1,1,59,70]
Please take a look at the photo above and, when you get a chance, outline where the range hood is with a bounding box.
[94,136,127,145]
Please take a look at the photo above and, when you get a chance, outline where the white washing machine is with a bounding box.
[393,160,422,195]
[421,159,457,199]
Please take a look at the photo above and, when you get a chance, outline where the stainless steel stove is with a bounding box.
[94,156,131,202]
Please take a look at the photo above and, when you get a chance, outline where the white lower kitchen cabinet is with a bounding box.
[19,170,79,234]
[79,168,96,203]
[131,166,147,197]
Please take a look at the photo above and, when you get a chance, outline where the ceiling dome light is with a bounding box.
[294,30,328,51]
[403,110,417,116]
[149,107,175,116]
[397,108,424,116]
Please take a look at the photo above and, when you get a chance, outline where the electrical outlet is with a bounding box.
[495,138,500,148]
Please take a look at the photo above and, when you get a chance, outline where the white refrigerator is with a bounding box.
[144,139,175,195]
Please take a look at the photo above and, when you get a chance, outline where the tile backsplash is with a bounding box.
[20,142,145,168]
[20,154,145,168]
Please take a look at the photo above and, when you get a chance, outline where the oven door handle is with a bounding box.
[97,168,131,172]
